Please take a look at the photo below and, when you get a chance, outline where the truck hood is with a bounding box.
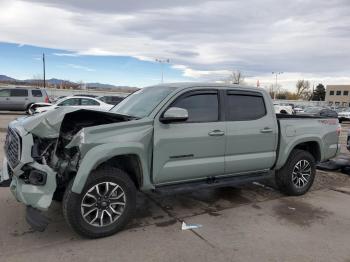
[18,107,134,139]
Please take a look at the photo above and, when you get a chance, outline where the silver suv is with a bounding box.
[0,87,50,112]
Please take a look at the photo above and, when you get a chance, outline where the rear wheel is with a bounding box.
[275,149,316,196]
[63,166,136,238]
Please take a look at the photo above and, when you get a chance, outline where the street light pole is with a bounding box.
[272,72,283,100]
[43,53,46,88]
[155,58,170,83]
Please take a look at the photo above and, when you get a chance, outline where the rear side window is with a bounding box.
[81,98,100,106]
[0,89,10,97]
[31,90,43,97]
[226,93,266,121]
[171,92,219,122]
[11,89,28,97]
[58,98,80,106]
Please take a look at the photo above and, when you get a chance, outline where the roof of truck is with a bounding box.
[149,82,263,93]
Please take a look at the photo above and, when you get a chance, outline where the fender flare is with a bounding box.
[276,136,323,169]
[71,142,152,194]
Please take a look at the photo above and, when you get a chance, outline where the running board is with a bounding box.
[154,171,272,195]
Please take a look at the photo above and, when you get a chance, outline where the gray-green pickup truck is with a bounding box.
[0,83,340,238]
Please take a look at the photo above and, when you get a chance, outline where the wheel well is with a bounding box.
[99,154,143,189]
[293,141,321,162]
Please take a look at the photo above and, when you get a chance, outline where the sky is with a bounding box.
[0,0,350,89]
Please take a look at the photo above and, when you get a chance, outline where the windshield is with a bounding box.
[304,107,322,113]
[110,85,177,118]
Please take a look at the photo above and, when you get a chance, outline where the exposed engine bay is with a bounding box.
[30,109,134,193]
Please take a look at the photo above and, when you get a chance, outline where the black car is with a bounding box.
[298,107,338,118]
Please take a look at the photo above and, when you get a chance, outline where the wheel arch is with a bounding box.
[71,143,152,194]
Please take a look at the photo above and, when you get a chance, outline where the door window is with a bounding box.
[58,98,81,106]
[226,93,266,121]
[0,89,10,97]
[10,89,28,97]
[171,91,219,122]
[31,90,43,97]
[81,98,100,106]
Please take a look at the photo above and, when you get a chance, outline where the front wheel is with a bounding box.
[275,149,316,196]
[63,166,136,238]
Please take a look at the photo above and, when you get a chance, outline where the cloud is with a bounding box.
[53,52,80,57]
[0,0,350,89]
[67,63,95,72]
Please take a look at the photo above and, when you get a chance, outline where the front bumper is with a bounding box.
[7,158,57,211]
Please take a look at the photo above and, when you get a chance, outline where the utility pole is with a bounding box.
[272,72,283,100]
[43,53,46,88]
[155,58,170,83]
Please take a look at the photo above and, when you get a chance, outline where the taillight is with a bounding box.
[336,124,341,136]
[45,96,50,103]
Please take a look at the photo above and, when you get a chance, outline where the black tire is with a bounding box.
[275,149,316,196]
[63,166,136,238]
[25,103,33,115]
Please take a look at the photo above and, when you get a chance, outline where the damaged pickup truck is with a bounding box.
[1,83,340,238]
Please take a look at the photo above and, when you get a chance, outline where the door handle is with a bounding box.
[208,130,225,136]
[260,127,273,133]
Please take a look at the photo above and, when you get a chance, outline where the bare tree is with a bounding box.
[226,70,245,85]
[296,80,312,100]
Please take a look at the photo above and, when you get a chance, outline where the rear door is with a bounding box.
[0,89,11,110]
[9,89,29,110]
[224,90,278,175]
[153,89,226,184]
[31,89,44,103]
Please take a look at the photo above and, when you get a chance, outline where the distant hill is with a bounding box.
[0,74,138,91]
[0,75,16,81]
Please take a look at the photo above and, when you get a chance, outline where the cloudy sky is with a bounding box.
[0,0,349,89]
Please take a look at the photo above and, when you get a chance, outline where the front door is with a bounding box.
[224,90,278,175]
[153,89,226,184]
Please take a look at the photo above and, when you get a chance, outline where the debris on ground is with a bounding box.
[181,222,202,230]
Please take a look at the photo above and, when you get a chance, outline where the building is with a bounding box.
[325,85,350,107]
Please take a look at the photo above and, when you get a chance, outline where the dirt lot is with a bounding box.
[0,112,350,262]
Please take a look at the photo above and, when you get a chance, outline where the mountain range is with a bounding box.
[0,74,137,90]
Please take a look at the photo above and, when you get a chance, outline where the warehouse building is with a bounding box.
[325,85,350,107]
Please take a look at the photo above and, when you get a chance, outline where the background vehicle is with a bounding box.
[73,94,99,98]
[32,96,113,114]
[97,95,124,105]
[273,103,294,114]
[0,87,49,112]
[298,107,338,118]
[1,83,340,238]
[338,108,350,123]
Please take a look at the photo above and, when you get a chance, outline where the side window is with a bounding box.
[226,93,266,121]
[10,89,28,97]
[329,91,334,95]
[0,89,10,97]
[81,98,100,106]
[171,91,219,122]
[58,98,80,106]
[31,90,43,97]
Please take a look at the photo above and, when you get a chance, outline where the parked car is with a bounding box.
[338,108,350,123]
[0,87,50,113]
[97,95,124,105]
[298,107,338,118]
[0,83,340,238]
[273,104,294,114]
[293,107,304,113]
[31,96,113,114]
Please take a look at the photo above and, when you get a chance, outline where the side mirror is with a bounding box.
[160,107,188,123]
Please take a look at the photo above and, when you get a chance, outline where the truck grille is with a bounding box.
[4,127,21,168]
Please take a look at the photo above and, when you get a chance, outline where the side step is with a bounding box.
[154,171,273,195]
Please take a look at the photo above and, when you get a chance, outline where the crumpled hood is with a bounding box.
[17,107,130,139]
[19,107,83,138]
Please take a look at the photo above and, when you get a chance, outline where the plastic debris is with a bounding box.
[181,222,202,230]
[288,207,296,211]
